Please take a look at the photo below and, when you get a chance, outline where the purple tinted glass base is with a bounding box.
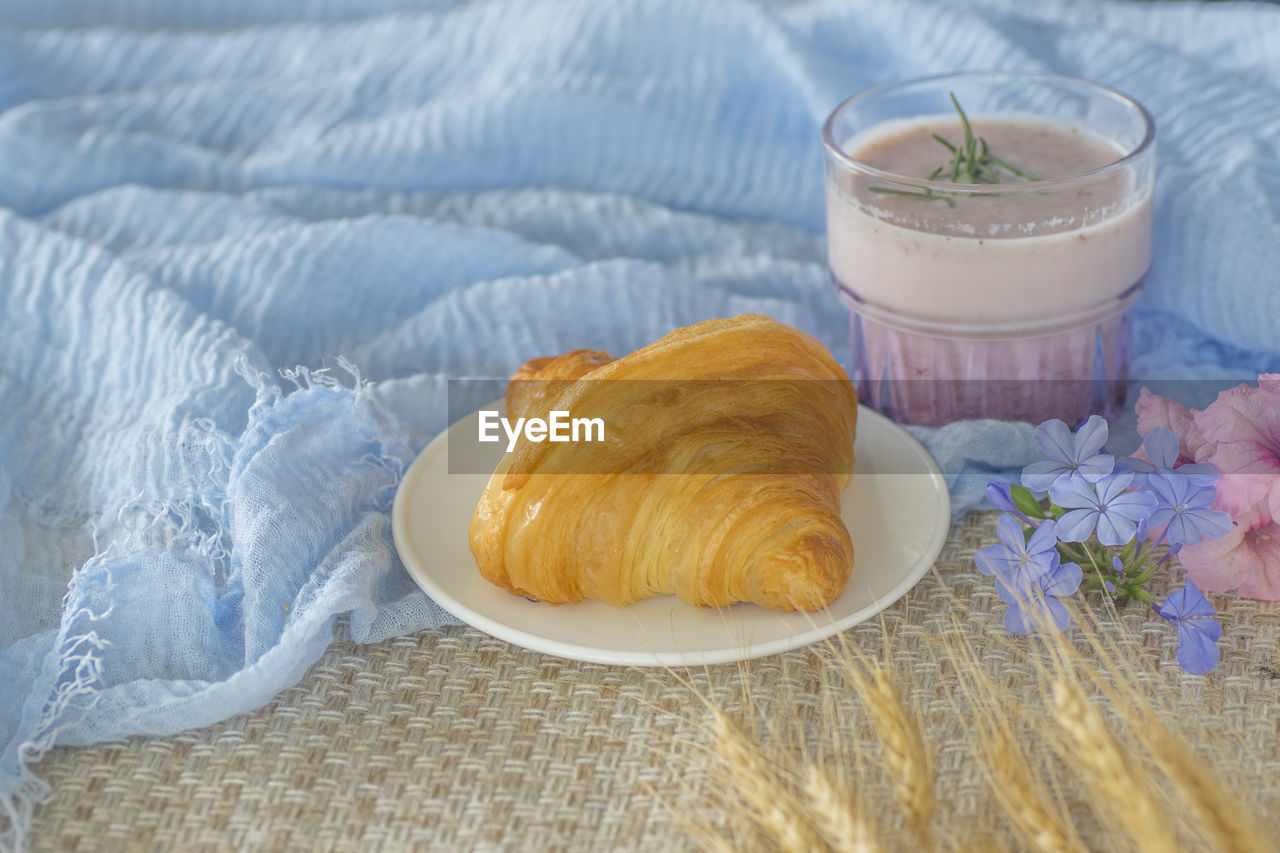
[845,301,1134,427]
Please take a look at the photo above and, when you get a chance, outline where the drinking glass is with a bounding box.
[822,71,1156,425]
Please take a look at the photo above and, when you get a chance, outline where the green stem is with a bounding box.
[986,154,1038,181]
[867,186,955,207]
[891,93,1041,196]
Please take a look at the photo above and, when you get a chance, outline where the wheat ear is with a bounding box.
[1047,672,1178,853]
[939,627,1084,853]
[1060,605,1274,853]
[801,765,883,853]
[708,708,824,853]
[1143,722,1273,853]
[829,637,935,847]
[982,721,1085,853]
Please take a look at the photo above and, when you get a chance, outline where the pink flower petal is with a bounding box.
[1191,383,1280,465]
[1214,473,1277,521]
[1192,380,1280,519]
[1236,520,1280,601]
[1141,377,1280,601]
[1180,511,1280,601]
[1135,388,1203,464]
[1178,524,1245,593]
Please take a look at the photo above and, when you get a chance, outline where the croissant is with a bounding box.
[468,314,858,611]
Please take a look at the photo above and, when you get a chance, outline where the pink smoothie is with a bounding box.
[825,114,1152,424]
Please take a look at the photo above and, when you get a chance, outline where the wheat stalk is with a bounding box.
[828,638,935,847]
[957,581,1180,852]
[934,615,1085,853]
[866,668,935,845]
[1047,671,1178,853]
[708,708,825,853]
[981,721,1084,853]
[801,765,882,853]
[1141,722,1273,853]
[675,569,1276,852]
[1058,605,1274,853]
[696,831,740,853]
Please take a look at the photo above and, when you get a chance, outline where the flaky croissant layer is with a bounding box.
[468,315,858,611]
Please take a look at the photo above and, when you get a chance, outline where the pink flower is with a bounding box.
[1138,374,1280,601]
[1190,374,1280,522]
[1134,387,1206,465]
[1179,506,1280,600]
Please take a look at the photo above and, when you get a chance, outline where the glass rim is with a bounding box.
[820,70,1157,194]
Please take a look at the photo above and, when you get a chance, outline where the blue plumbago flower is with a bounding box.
[1104,555,1124,593]
[1155,580,1222,674]
[986,481,1038,524]
[986,482,1018,514]
[974,515,1059,581]
[996,550,1083,634]
[1147,471,1233,546]
[1050,469,1157,547]
[1122,426,1219,489]
[1022,415,1115,492]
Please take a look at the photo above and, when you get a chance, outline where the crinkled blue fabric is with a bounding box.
[2,0,1279,846]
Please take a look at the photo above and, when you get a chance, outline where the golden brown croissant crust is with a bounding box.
[468,314,858,611]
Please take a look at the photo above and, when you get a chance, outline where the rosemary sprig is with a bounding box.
[867,92,1038,203]
[868,184,955,207]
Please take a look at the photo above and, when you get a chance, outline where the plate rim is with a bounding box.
[391,401,950,666]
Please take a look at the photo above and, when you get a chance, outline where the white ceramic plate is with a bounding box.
[392,402,949,666]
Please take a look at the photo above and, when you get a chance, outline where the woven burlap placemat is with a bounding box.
[29,512,1280,851]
